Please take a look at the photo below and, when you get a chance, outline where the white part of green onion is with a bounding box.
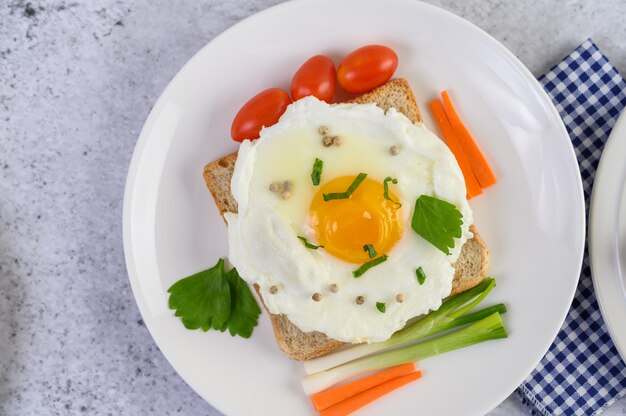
[301,312,506,395]
[303,342,387,375]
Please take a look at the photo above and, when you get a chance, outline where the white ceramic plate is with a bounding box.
[590,110,626,361]
[122,0,585,414]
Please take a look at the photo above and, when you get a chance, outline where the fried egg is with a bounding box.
[225,96,473,343]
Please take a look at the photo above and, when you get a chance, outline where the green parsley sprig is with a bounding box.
[167,258,261,338]
[411,195,463,255]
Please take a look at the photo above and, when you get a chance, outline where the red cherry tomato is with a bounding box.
[290,55,337,102]
[337,45,398,93]
[231,88,292,142]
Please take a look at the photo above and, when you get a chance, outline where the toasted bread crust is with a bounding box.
[348,78,422,123]
[203,79,488,360]
[451,225,489,295]
[203,152,239,220]
[254,285,343,360]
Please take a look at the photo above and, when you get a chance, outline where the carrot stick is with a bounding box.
[319,371,423,416]
[441,91,496,188]
[310,363,415,411]
[428,98,482,199]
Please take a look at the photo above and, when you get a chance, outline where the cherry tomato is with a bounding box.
[231,88,292,142]
[337,45,398,93]
[290,55,337,102]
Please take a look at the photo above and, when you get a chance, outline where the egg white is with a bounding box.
[226,97,473,343]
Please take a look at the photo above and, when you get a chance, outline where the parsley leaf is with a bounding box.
[167,258,261,338]
[416,266,426,285]
[225,268,261,338]
[311,158,324,186]
[376,302,386,313]
[168,258,231,331]
[411,195,463,255]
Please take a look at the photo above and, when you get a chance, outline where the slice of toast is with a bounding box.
[203,79,489,360]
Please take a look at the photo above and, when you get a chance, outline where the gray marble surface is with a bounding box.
[1,0,626,415]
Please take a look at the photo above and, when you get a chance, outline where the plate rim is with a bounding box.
[122,0,586,414]
[590,109,626,360]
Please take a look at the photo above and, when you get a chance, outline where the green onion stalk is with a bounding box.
[303,277,505,376]
[301,311,507,394]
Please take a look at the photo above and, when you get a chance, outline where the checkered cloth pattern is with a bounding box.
[517,39,626,415]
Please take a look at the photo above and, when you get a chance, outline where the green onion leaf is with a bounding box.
[411,195,463,255]
[311,158,324,186]
[353,254,388,278]
[376,302,386,313]
[302,277,505,376]
[448,278,495,319]
[363,244,377,259]
[298,236,324,250]
[383,177,401,207]
[301,311,507,394]
[323,173,367,201]
[416,266,426,285]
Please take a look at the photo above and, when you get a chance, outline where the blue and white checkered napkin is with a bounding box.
[517,39,626,415]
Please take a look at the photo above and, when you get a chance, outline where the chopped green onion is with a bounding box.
[416,266,426,285]
[363,244,377,259]
[352,254,388,278]
[311,158,324,186]
[303,277,503,375]
[383,176,401,207]
[298,236,324,250]
[376,302,386,313]
[323,173,367,201]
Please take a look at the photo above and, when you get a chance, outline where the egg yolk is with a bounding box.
[308,176,403,263]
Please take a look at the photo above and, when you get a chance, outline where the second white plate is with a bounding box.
[590,109,626,361]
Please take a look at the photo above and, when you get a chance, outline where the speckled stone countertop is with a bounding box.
[1,0,626,415]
